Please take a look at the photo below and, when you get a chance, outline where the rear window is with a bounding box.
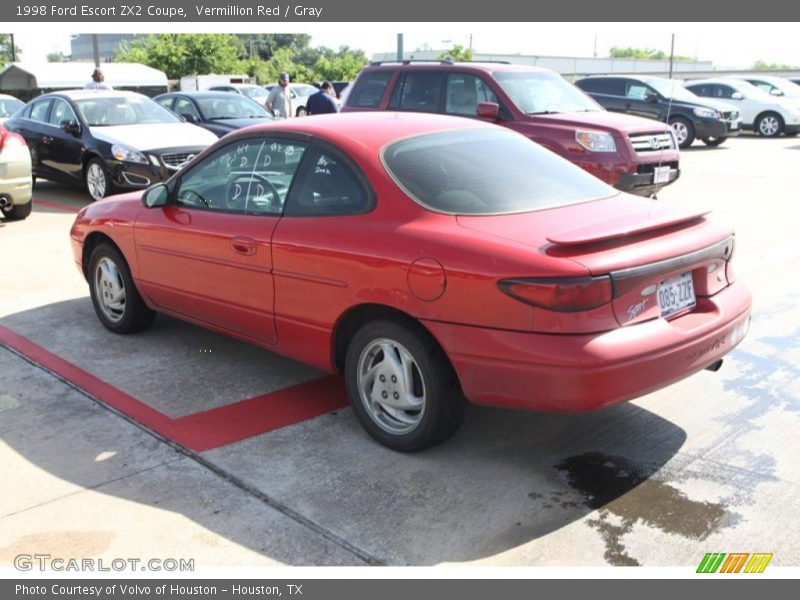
[382,128,616,215]
[347,71,392,108]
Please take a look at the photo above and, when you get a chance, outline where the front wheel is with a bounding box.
[345,319,466,451]
[85,158,111,202]
[669,116,695,149]
[702,136,727,147]
[88,243,155,334]
[755,112,783,137]
[1,200,32,221]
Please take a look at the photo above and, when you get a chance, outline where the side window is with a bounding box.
[393,72,445,112]
[174,98,200,120]
[29,100,52,123]
[48,99,77,126]
[347,71,392,108]
[715,85,735,99]
[286,148,371,216]
[176,138,306,215]
[580,78,625,95]
[155,96,174,111]
[444,74,498,116]
[752,82,773,94]
[686,84,707,97]
[626,82,649,100]
[20,104,33,119]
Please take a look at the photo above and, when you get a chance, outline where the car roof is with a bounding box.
[160,91,257,100]
[226,111,497,154]
[46,89,147,101]
[363,61,553,75]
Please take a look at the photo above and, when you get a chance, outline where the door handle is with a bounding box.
[42,136,54,144]
[231,237,257,256]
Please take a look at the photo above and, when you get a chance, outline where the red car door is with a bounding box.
[134,135,308,345]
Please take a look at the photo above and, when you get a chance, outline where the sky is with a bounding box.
[9,22,800,69]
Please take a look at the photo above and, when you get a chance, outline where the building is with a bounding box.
[70,34,142,62]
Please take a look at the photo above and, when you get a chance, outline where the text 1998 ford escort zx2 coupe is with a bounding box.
[70,112,752,451]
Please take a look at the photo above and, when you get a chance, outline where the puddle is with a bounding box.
[555,452,733,566]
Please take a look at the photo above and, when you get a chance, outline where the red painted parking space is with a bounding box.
[33,199,82,213]
[0,324,348,452]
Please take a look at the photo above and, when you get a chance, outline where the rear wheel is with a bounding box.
[88,243,155,334]
[755,112,783,137]
[1,200,32,221]
[702,136,727,147]
[345,319,466,451]
[669,116,695,148]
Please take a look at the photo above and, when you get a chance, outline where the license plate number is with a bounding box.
[653,166,671,184]
[658,272,696,317]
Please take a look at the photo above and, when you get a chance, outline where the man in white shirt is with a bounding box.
[266,72,293,119]
[85,69,113,90]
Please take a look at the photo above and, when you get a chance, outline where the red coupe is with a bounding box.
[70,112,752,451]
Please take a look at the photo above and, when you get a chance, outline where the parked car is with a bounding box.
[0,124,33,220]
[342,62,680,197]
[207,84,270,107]
[69,112,751,451]
[0,93,25,123]
[575,75,741,148]
[684,78,800,137]
[788,77,800,87]
[154,91,274,137]
[5,90,218,201]
[264,83,321,117]
[732,75,800,99]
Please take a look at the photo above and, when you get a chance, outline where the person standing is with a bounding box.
[84,68,113,90]
[306,81,339,115]
[266,72,294,119]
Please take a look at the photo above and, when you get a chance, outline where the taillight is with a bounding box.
[0,127,26,153]
[499,276,613,312]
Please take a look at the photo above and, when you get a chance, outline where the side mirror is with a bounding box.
[770,89,784,96]
[644,91,659,103]
[141,183,169,208]
[731,92,744,100]
[60,119,81,136]
[180,113,198,124]
[476,101,500,120]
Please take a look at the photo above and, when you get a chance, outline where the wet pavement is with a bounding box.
[1,135,799,568]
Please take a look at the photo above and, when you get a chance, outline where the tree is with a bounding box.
[313,46,367,81]
[609,46,694,62]
[752,60,796,70]
[0,34,20,62]
[47,51,67,63]
[113,34,242,79]
[438,44,473,62]
[233,34,312,61]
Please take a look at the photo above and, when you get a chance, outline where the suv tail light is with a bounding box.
[499,276,613,312]
[0,126,27,154]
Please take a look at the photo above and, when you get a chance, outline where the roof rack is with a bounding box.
[368,59,512,66]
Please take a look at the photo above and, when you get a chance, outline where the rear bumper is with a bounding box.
[424,280,752,412]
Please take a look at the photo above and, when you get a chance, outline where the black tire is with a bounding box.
[669,116,695,149]
[84,157,113,202]
[345,319,466,452]
[755,112,784,138]
[1,200,32,221]
[701,136,727,147]
[88,243,155,334]
[785,131,799,137]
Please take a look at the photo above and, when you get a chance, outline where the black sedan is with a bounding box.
[5,90,218,201]
[154,91,274,137]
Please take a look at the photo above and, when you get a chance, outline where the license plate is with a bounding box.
[653,166,671,184]
[731,122,740,130]
[658,272,696,317]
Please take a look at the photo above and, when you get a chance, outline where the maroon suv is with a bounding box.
[342,62,680,196]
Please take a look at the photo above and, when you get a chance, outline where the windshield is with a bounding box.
[197,96,270,120]
[494,71,602,114]
[76,96,181,126]
[646,79,702,102]
[0,97,24,117]
[751,78,800,97]
[382,128,616,215]
[241,86,268,99]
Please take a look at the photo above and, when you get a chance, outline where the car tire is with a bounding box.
[345,319,466,452]
[701,136,727,147]
[785,132,799,137]
[296,106,307,117]
[669,116,695,149]
[755,112,784,137]
[84,158,112,202]
[88,242,155,334]
[1,200,32,221]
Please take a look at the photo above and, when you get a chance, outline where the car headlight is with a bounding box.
[575,130,617,152]
[112,144,148,164]
[693,107,720,119]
